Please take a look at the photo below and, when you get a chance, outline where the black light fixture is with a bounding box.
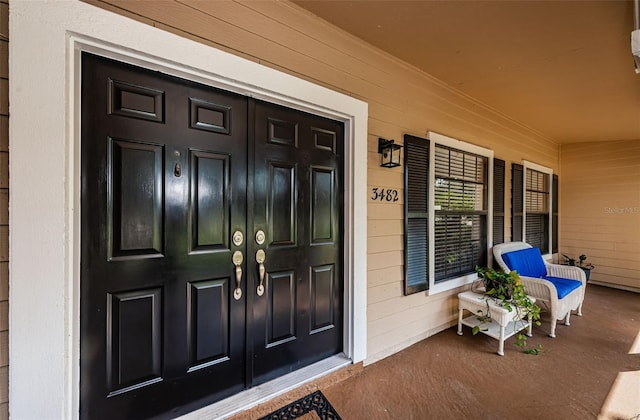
[378,138,403,168]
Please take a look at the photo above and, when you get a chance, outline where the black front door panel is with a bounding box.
[249,101,343,385]
[80,53,343,419]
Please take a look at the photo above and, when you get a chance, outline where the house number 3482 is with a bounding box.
[370,187,399,202]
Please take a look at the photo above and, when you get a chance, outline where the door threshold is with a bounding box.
[178,354,352,419]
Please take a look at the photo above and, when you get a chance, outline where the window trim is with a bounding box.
[427,132,494,294]
[522,160,554,258]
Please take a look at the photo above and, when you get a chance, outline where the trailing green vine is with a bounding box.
[474,266,542,354]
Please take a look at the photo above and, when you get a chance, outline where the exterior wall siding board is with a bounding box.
[367,204,404,221]
[84,0,562,367]
[368,283,403,305]
[368,170,404,189]
[0,191,6,225]
[0,0,7,416]
[0,116,7,152]
[0,153,7,189]
[560,141,640,291]
[0,263,7,302]
[367,235,403,254]
[0,42,6,79]
[367,266,403,289]
[368,293,453,338]
[0,2,6,37]
[0,80,5,116]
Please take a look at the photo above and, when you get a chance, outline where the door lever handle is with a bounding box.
[256,249,266,296]
[232,251,243,300]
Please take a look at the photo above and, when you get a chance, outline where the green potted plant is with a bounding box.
[474,266,542,354]
[562,254,594,281]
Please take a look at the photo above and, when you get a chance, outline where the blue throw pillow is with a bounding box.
[542,276,582,299]
[502,247,547,278]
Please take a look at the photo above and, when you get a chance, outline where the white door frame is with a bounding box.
[9,1,368,418]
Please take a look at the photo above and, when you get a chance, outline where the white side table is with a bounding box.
[457,291,534,356]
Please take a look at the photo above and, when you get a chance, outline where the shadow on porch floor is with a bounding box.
[234,284,640,419]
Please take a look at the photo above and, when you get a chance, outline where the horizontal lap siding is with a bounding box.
[0,0,7,417]
[85,0,560,363]
[561,141,640,291]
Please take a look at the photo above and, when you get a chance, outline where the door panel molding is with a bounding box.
[268,163,297,247]
[106,288,163,396]
[310,166,336,245]
[268,118,298,147]
[186,278,231,370]
[108,79,165,123]
[108,137,165,260]
[189,98,231,134]
[310,264,336,333]
[265,270,297,348]
[311,127,337,153]
[188,150,230,253]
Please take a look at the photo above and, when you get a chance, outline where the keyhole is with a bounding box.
[174,162,182,177]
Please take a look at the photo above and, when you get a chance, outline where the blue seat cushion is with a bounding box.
[542,276,582,299]
[502,247,547,278]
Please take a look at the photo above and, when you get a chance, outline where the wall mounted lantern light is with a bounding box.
[378,138,403,168]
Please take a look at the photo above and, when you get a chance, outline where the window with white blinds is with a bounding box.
[434,145,488,282]
[403,132,493,295]
[525,168,550,253]
[511,162,557,255]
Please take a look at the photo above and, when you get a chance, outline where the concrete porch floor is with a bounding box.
[233,284,640,419]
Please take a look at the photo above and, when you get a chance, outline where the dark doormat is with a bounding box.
[259,390,342,420]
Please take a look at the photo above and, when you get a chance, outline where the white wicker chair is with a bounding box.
[493,242,586,338]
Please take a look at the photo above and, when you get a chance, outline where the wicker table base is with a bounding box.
[457,291,533,356]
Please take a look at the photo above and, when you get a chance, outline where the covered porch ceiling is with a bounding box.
[293,0,640,144]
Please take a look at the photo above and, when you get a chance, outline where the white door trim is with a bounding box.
[9,1,368,418]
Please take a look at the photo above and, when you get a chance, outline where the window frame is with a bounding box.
[521,160,554,258]
[429,133,493,294]
[432,145,488,284]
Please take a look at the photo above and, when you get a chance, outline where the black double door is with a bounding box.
[80,53,343,419]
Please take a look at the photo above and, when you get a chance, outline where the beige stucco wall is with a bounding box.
[85,0,561,362]
[560,141,640,292]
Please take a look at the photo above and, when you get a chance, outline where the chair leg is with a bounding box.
[576,301,583,316]
[564,311,571,326]
[549,318,557,338]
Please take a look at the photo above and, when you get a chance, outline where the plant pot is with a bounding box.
[580,267,591,281]
[483,279,513,300]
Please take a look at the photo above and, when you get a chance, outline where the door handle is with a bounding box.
[232,251,243,300]
[256,249,266,296]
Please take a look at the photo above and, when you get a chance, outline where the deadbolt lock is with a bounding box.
[255,230,266,245]
[232,230,244,247]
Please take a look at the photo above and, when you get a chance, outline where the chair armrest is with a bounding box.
[519,276,555,304]
[545,263,587,286]
[520,276,564,321]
